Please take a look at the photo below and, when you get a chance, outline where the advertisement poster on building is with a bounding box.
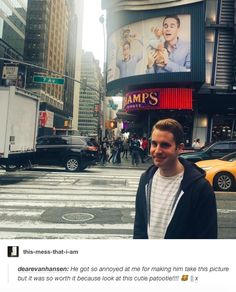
[107,14,191,83]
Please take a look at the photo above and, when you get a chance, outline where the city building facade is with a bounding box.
[102,0,236,146]
[78,51,104,138]
[24,0,80,135]
[72,0,84,131]
[0,0,27,85]
[196,0,236,143]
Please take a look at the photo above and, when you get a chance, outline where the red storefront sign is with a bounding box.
[124,88,192,112]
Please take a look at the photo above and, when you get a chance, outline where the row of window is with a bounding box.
[78,123,98,127]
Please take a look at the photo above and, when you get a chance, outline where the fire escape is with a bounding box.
[214,0,235,89]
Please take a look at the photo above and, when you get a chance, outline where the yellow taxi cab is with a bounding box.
[196,152,236,191]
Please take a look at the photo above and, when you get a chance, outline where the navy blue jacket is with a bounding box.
[133,158,218,239]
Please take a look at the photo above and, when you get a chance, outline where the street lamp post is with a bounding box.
[99,14,106,139]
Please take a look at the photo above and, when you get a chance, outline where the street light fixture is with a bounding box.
[99,13,107,139]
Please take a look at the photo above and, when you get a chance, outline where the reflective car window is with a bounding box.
[71,137,86,145]
[49,138,58,145]
[229,143,236,150]
[48,137,68,145]
[228,158,236,162]
[87,140,95,146]
[221,151,236,161]
[37,138,50,145]
[211,143,229,150]
[84,138,99,147]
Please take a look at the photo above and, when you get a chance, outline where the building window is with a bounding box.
[205,0,218,24]
[205,30,215,85]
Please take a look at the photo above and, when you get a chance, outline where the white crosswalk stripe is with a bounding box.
[0,168,143,239]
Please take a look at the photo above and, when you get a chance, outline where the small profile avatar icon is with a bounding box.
[8,246,19,257]
[181,274,189,281]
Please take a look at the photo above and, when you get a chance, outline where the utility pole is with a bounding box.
[99,14,107,139]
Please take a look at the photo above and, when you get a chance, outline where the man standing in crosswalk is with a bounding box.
[133,118,217,239]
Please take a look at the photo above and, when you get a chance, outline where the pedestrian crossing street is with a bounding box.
[0,167,144,239]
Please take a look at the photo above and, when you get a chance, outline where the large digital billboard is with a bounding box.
[105,1,205,94]
[107,14,191,83]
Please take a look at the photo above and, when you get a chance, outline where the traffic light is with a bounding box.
[109,120,117,129]
[105,120,117,129]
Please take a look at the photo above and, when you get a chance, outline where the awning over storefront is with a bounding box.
[124,88,192,112]
[116,109,138,121]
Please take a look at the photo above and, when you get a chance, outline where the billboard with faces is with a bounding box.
[106,2,205,94]
[107,14,191,82]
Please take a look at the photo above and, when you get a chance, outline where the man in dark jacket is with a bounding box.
[133,118,217,239]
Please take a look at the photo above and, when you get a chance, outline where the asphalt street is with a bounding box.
[0,166,142,239]
[0,165,235,239]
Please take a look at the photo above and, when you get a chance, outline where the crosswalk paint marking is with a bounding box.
[0,168,141,239]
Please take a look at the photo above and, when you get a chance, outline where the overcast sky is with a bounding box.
[82,0,105,70]
[81,0,122,103]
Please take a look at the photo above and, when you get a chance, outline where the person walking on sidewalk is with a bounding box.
[131,135,140,166]
[140,136,148,163]
[141,137,148,158]
[133,118,217,239]
[122,139,129,159]
[108,140,116,164]
[192,138,201,149]
[100,137,109,166]
[113,137,123,164]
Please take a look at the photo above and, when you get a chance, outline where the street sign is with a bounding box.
[2,66,18,80]
[33,75,64,85]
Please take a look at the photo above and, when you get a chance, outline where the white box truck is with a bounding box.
[0,86,39,170]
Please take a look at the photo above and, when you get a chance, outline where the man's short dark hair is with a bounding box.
[152,118,184,146]
[163,15,180,27]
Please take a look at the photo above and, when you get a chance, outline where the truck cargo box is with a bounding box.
[0,86,39,160]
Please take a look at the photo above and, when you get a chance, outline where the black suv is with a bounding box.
[180,140,236,163]
[34,136,99,172]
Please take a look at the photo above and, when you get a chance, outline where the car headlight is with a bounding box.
[201,166,213,171]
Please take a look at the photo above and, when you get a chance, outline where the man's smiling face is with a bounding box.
[150,129,183,171]
[162,17,179,45]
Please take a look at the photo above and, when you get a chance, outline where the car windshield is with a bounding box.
[219,152,236,162]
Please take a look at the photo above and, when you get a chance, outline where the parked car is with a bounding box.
[180,140,236,163]
[34,135,99,172]
[196,152,236,191]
